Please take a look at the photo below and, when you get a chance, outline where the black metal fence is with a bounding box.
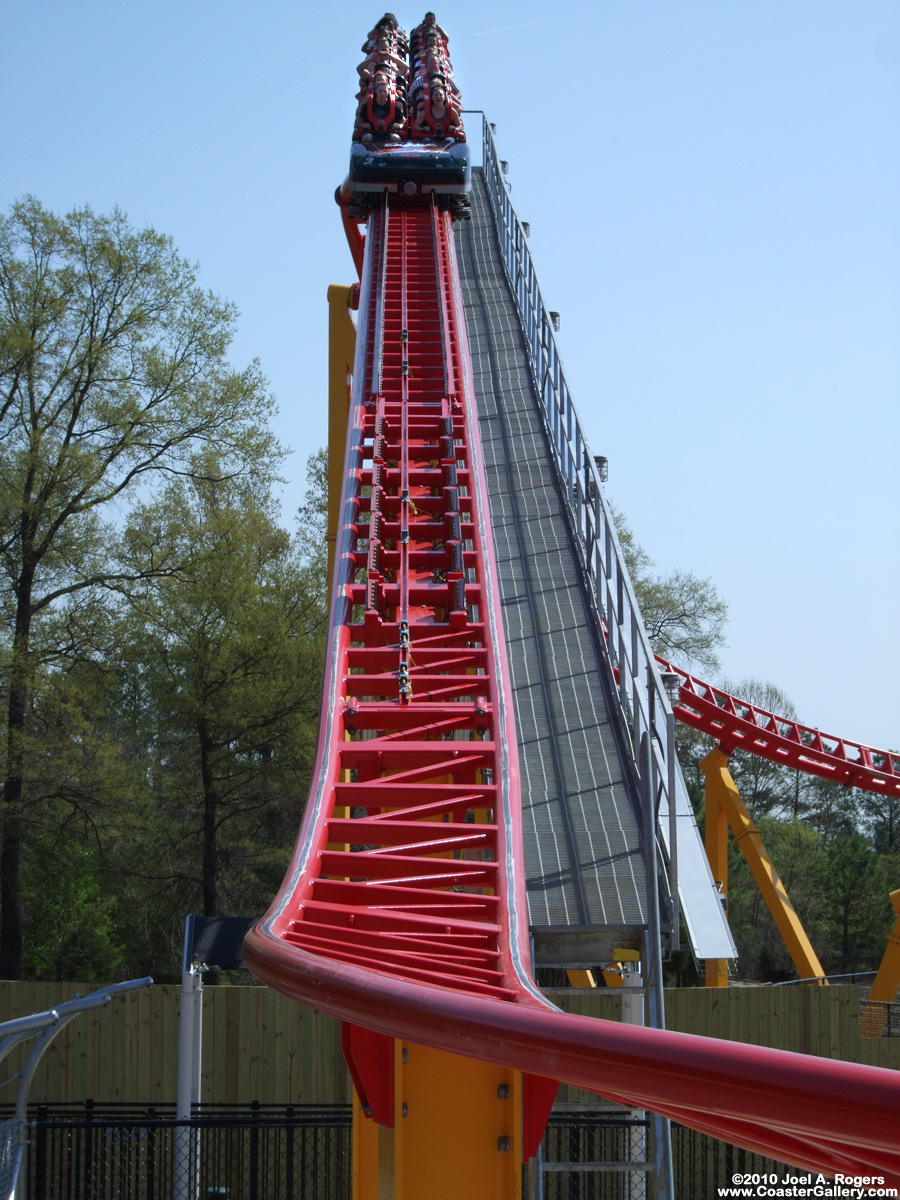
[4,1100,814,1199]
[671,1121,790,1200]
[12,1102,351,1200]
[858,993,900,1038]
[537,1110,652,1200]
[534,1110,795,1200]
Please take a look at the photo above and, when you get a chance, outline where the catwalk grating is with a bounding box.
[243,91,900,1184]
[454,170,648,944]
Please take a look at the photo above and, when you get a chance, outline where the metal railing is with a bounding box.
[471,118,738,971]
[474,115,681,955]
[473,113,682,1200]
[2,977,153,1198]
[2,1100,812,1199]
[669,1121,791,1200]
[536,1109,653,1200]
[462,122,740,980]
[13,1102,351,1200]
[0,1117,16,1199]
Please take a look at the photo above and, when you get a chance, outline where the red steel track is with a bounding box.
[657,655,900,797]
[244,194,900,1183]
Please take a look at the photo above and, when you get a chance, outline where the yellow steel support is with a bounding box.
[328,285,357,844]
[859,888,900,1038]
[353,1088,381,1200]
[596,948,641,988]
[398,1042,522,1200]
[327,284,357,592]
[566,969,597,987]
[336,281,363,1197]
[701,747,827,985]
[337,280,519,1200]
[354,1042,523,1200]
[704,759,731,988]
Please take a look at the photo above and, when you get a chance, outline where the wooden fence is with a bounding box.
[0,982,896,1106]
[551,984,900,1102]
[0,982,347,1105]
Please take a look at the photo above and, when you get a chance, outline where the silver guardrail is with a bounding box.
[472,114,737,966]
[6,977,153,1199]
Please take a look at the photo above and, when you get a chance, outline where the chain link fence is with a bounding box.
[537,1110,653,1200]
[670,1122,789,1199]
[858,984,900,1039]
[9,1101,350,1200]
[0,1115,18,1197]
[2,1099,832,1198]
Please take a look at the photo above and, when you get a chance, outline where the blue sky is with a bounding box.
[3,1,898,751]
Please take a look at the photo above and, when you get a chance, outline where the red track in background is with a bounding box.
[657,655,900,796]
[244,193,900,1184]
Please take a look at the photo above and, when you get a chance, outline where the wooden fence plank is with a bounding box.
[0,982,896,1105]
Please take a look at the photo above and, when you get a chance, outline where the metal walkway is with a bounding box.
[245,100,900,1190]
[454,170,648,964]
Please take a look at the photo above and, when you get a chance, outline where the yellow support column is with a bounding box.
[328,284,357,847]
[704,760,731,988]
[567,947,640,990]
[332,285,363,1195]
[327,283,357,592]
[566,969,598,987]
[353,1088,381,1200]
[701,748,826,985]
[356,1043,522,1200]
[860,888,900,1038]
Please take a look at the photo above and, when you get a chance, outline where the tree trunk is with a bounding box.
[1,577,34,979]
[197,717,219,918]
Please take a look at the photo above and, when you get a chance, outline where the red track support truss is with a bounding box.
[246,196,547,1017]
[244,194,900,1184]
[268,198,541,1007]
[657,655,900,797]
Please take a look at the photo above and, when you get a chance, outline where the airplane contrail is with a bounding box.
[472,18,554,36]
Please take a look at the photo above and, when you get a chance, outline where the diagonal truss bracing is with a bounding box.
[244,190,900,1186]
[659,654,900,796]
[247,196,544,1009]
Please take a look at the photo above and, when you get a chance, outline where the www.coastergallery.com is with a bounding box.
[716,1175,897,1199]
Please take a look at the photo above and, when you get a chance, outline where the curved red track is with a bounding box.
[244,192,900,1184]
[657,655,900,796]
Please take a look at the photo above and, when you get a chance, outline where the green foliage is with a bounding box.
[611,506,727,671]
[860,789,900,855]
[0,195,279,624]
[676,672,899,981]
[723,816,825,980]
[22,839,124,982]
[720,814,894,980]
[296,447,329,572]
[117,468,327,926]
[2,650,142,979]
[819,830,890,967]
[0,451,331,982]
[0,194,313,979]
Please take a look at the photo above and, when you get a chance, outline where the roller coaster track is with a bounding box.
[658,655,900,797]
[243,185,900,1185]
